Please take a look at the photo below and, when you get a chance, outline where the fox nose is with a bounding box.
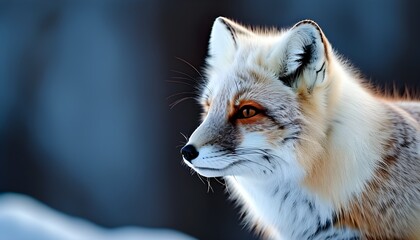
[181,144,199,161]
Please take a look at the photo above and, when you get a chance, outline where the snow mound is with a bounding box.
[0,193,196,240]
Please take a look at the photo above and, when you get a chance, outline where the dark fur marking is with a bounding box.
[279,42,315,87]
[263,154,271,163]
[297,44,314,68]
[301,228,310,239]
[324,232,338,240]
[307,216,333,240]
[307,200,315,213]
[279,72,297,87]
[310,61,326,91]
[292,19,330,60]
[316,61,326,84]
[273,185,279,196]
[332,212,338,225]
[293,19,325,44]
[282,136,299,143]
[264,112,288,131]
[316,62,326,74]
[283,191,290,201]
[219,18,237,47]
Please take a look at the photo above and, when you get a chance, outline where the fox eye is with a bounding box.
[237,106,259,119]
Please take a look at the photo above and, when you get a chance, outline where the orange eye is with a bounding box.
[237,106,259,119]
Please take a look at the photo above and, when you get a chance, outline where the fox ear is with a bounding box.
[207,17,252,67]
[272,20,331,91]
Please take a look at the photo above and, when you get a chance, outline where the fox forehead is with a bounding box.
[201,60,296,116]
[201,30,294,103]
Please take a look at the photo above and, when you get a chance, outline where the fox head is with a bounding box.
[182,17,335,182]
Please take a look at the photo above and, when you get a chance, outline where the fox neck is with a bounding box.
[301,57,388,208]
[225,175,338,239]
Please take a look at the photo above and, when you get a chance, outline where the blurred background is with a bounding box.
[0,1,419,240]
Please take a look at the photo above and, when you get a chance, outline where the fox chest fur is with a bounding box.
[181,17,420,240]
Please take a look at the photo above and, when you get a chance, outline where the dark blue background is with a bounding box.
[1,1,419,239]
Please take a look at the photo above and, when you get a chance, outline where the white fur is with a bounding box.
[316,58,389,207]
[225,177,335,240]
[183,17,419,239]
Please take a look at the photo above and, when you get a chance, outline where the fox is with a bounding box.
[181,17,420,240]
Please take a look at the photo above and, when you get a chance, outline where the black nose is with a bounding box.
[181,144,199,161]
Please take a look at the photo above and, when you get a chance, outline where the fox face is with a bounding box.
[182,17,331,181]
[181,17,420,240]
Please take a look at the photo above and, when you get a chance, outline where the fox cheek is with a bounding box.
[240,123,281,147]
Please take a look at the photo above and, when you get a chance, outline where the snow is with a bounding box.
[0,193,196,240]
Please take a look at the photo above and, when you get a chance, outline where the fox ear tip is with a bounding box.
[208,17,253,68]
[291,19,329,50]
[215,16,227,22]
[293,19,321,29]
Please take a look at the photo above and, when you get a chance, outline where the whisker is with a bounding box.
[233,176,239,184]
[166,91,196,100]
[197,82,214,98]
[216,157,270,173]
[294,136,317,145]
[214,177,226,187]
[170,69,197,82]
[180,132,189,141]
[166,80,196,87]
[234,148,274,158]
[176,143,186,148]
[235,156,273,172]
[196,173,207,186]
[230,148,288,165]
[224,181,231,195]
[206,178,214,193]
[213,158,257,172]
[172,65,214,99]
[175,57,203,78]
[169,96,196,109]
